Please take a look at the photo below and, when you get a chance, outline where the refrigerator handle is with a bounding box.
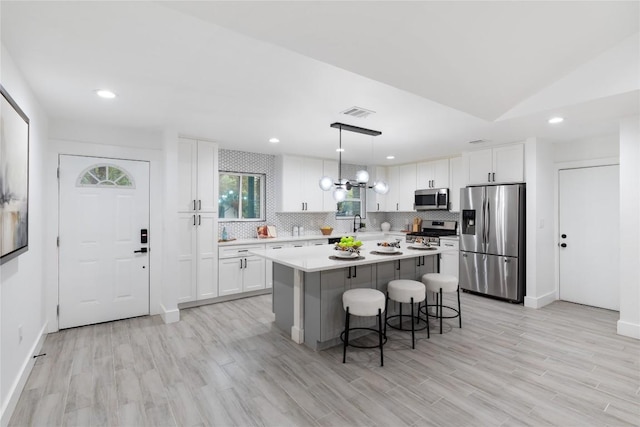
[486,200,490,252]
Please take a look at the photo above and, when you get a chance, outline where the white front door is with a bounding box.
[59,155,150,329]
[559,165,619,310]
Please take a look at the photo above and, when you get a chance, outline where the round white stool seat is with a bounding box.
[422,273,458,293]
[343,288,386,317]
[388,280,426,304]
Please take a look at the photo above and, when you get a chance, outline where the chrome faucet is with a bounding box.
[353,214,362,233]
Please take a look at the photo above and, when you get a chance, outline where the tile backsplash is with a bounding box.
[218,149,459,239]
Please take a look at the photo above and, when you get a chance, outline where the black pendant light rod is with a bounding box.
[338,127,342,184]
[330,122,382,136]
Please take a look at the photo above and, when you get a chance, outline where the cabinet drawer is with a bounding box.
[219,245,264,258]
[439,239,459,250]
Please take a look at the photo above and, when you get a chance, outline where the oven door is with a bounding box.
[415,188,449,210]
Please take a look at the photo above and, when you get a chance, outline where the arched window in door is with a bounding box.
[76,164,135,188]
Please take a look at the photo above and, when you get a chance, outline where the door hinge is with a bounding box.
[56,236,60,247]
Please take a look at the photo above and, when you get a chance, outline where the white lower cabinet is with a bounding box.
[218,244,266,296]
[439,239,459,279]
[177,212,218,303]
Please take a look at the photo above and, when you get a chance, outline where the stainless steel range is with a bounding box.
[406,220,457,245]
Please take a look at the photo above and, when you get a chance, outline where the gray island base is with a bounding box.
[252,243,453,350]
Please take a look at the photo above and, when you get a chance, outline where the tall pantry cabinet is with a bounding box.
[177,138,219,303]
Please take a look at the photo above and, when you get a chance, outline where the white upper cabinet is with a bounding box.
[367,166,387,212]
[177,138,219,212]
[465,143,524,185]
[448,156,466,212]
[398,164,417,211]
[379,164,416,211]
[322,159,338,212]
[416,159,449,189]
[276,155,325,212]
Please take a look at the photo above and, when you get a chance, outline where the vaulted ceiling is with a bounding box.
[2,1,638,164]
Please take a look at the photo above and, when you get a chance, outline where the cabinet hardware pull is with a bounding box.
[560,243,567,248]
[396,203,399,211]
[198,215,201,226]
[492,172,495,182]
[244,258,247,268]
[396,260,400,271]
[193,200,196,210]
[377,203,379,211]
[240,259,243,269]
[353,266,357,278]
[198,200,201,210]
[193,215,196,226]
[347,267,352,279]
[238,249,248,252]
[488,172,491,182]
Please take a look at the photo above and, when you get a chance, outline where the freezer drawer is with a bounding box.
[459,251,522,302]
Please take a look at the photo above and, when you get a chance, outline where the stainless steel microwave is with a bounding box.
[415,188,449,210]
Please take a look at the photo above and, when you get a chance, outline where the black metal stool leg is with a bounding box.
[457,286,462,328]
[410,298,415,349]
[439,288,443,334]
[343,308,350,363]
[384,293,389,337]
[378,308,384,367]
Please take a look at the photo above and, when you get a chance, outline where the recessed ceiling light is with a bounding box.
[95,89,116,99]
[386,155,395,160]
[548,117,564,124]
[269,138,280,143]
[336,148,345,152]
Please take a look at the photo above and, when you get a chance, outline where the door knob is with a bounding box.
[134,248,148,253]
[560,243,567,248]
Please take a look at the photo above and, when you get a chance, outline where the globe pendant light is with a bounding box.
[318,122,387,203]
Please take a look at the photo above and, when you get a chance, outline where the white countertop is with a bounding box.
[218,230,406,246]
[249,241,453,273]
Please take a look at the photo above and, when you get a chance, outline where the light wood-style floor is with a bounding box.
[9,292,640,427]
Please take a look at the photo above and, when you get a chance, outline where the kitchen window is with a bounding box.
[218,172,265,221]
[336,185,366,219]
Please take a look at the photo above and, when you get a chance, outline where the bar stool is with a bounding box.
[421,273,461,334]
[342,288,387,366]
[385,279,429,349]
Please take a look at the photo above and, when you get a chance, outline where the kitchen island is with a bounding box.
[250,242,454,350]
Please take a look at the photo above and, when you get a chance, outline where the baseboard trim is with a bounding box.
[160,304,180,324]
[1,322,48,427]
[524,291,556,309]
[617,320,640,339]
[178,289,272,310]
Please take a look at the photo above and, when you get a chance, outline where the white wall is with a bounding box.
[524,138,556,308]
[618,116,640,339]
[552,133,619,162]
[0,46,49,426]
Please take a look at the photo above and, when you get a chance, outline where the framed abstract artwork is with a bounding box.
[0,84,30,264]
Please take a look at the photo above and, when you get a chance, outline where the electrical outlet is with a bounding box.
[18,324,23,344]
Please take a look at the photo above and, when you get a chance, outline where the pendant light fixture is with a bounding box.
[319,122,389,202]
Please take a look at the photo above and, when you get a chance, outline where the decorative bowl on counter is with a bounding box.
[381,222,391,232]
[376,245,398,253]
[320,226,333,235]
[333,250,359,258]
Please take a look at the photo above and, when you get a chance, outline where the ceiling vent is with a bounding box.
[341,106,375,119]
[468,139,489,144]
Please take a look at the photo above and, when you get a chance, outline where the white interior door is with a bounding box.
[59,155,150,329]
[559,165,619,310]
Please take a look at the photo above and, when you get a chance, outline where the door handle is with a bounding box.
[134,248,148,253]
[560,243,567,248]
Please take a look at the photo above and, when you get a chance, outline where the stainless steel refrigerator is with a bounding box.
[459,184,525,303]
